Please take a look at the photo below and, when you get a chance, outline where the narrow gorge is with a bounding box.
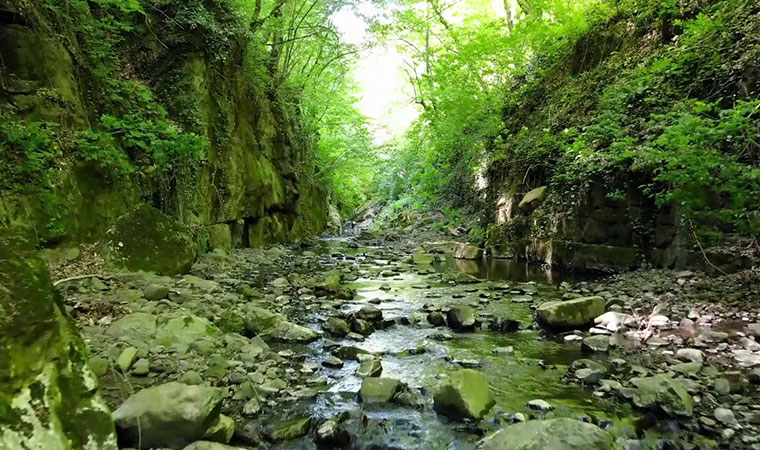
[2,0,760,449]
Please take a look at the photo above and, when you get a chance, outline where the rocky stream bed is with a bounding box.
[57,235,760,450]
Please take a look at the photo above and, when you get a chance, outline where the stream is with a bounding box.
[241,237,641,449]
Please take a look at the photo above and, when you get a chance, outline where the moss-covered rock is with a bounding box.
[453,243,483,260]
[99,205,197,276]
[155,313,223,347]
[0,234,118,450]
[630,374,693,417]
[447,306,476,331]
[107,312,158,344]
[478,418,613,450]
[517,186,547,212]
[433,369,495,420]
[243,304,320,342]
[112,382,225,449]
[359,378,403,404]
[268,417,312,442]
[536,296,605,329]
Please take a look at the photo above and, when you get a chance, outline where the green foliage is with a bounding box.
[374,0,599,212]
[0,112,61,191]
[372,0,760,244]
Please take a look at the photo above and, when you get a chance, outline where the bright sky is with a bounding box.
[331,1,508,145]
[331,6,421,145]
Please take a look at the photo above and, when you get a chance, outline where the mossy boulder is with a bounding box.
[268,417,312,442]
[107,312,158,344]
[453,243,483,260]
[478,418,613,450]
[433,369,495,420]
[99,205,197,276]
[536,296,605,329]
[0,234,118,450]
[359,377,403,404]
[630,374,693,417]
[243,304,320,342]
[112,382,226,449]
[155,313,223,347]
[517,186,548,212]
[447,306,476,331]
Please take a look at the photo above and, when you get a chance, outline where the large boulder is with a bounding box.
[453,243,483,260]
[107,312,158,343]
[447,306,476,331]
[517,186,548,212]
[99,205,197,275]
[112,382,226,449]
[359,377,403,404]
[0,234,118,450]
[243,304,320,342]
[433,369,495,420]
[630,374,693,417]
[155,313,223,347]
[478,418,612,450]
[536,296,605,329]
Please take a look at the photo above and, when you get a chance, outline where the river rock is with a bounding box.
[0,235,118,450]
[351,317,375,335]
[526,399,553,411]
[676,348,704,363]
[359,377,403,403]
[99,205,196,275]
[357,305,383,322]
[427,311,446,326]
[269,417,312,441]
[433,369,495,420]
[582,335,610,353]
[243,304,320,342]
[454,243,483,260]
[315,419,350,448]
[356,359,383,378]
[447,306,476,331]
[323,356,344,368]
[324,317,351,337]
[144,283,170,301]
[108,312,158,343]
[630,374,693,417]
[594,311,635,332]
[117,346,139,372]
[570,359,607,384]
[203,414,234,443]
[491,316,520,332]
[536,296,605,329]
[112,382,225,448]
[156,313,223,347]
[478,418,613,450]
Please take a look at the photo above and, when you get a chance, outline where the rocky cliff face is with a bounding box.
[483,1,759,273]
[0,1,327,250]
[0,234,118,449]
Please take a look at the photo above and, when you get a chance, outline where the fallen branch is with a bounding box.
[53,274,107,287]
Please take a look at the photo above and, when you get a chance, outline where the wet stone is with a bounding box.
[323,356,344,368]
[356,359,383,378]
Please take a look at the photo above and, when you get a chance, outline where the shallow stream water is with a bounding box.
[250,238,641,449]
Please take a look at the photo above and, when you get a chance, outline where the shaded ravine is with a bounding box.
[244,237,641,449]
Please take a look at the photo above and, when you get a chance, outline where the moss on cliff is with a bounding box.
[0,234,117,449]
[0,0,327,247]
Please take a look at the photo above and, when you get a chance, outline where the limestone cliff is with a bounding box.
[0,0,327,250]
[0,234,118,449]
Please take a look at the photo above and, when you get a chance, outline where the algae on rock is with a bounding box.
[0,234,118,450]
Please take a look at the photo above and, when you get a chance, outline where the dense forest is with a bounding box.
[2,0,760,449]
